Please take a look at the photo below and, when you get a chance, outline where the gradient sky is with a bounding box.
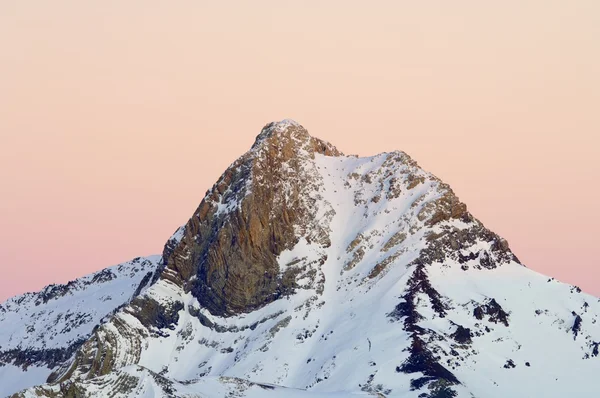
[0,1,598,301]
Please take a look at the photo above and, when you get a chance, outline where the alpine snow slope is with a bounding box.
[4,120,600,398]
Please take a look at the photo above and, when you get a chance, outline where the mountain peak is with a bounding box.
[252,119,343,158]
[253,119,304,146]
[263,118,301,131]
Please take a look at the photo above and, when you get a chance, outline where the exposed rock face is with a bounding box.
[162,120,342,316]
[0,341,85,372]
[473,299,510,327]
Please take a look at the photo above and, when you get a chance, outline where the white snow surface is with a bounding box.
[5,134,600,397]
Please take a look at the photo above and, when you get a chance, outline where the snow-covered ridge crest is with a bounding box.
[5,121,600,398]
[0,255,161,351]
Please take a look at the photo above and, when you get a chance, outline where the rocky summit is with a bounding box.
[1,120,599,398]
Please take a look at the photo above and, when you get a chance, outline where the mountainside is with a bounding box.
[0,256,161,396]
[3,120,599,398]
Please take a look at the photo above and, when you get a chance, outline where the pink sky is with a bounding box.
[0,2,598,301]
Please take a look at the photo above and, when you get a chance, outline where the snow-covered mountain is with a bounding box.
[0,256,161,395]
[3,120,599,398]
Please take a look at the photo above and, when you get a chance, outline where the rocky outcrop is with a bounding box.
[0,340,85,371]
[161,120,342,316]
[389,263,459,396]
[473,299,510,327]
